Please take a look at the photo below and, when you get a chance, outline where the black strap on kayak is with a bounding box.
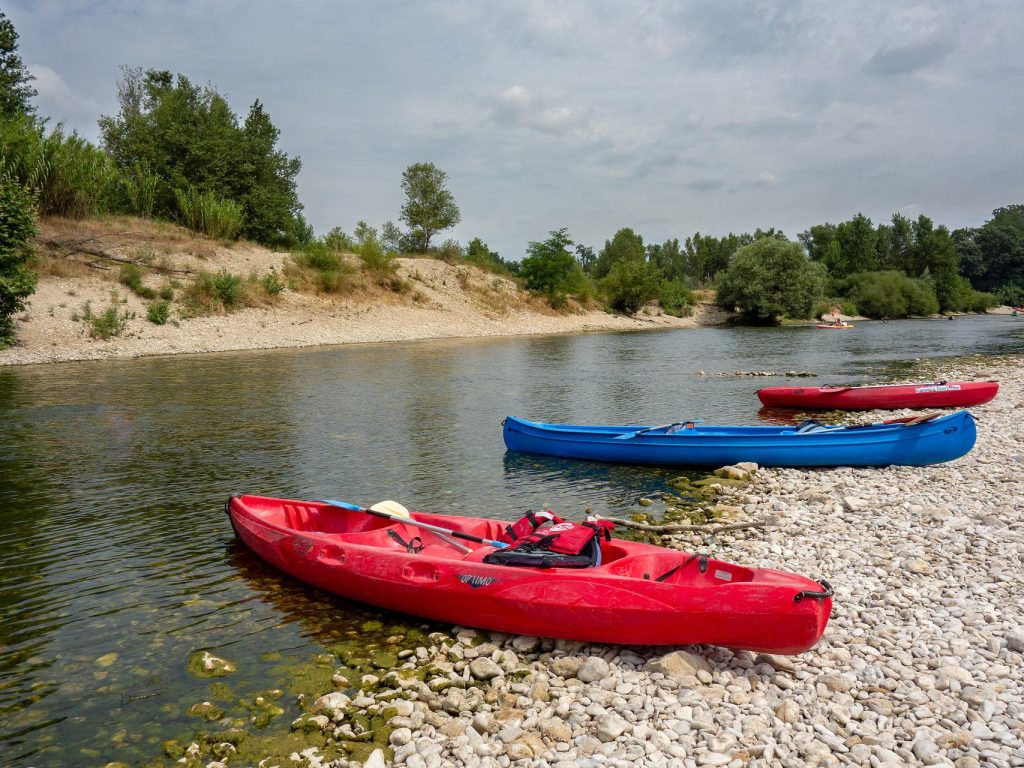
[654,553,709,583]
[794,579,834,603]
[387,530,424,554]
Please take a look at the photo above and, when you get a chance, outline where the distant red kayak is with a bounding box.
[227,494,833,653]
[757,380,999,410]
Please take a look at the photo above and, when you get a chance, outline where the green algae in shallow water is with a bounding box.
[186,650,237,678]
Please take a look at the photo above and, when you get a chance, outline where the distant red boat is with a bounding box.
[757,380,999,410]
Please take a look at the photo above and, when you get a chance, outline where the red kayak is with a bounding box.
[227,494,833,654]
[757,380,998,410]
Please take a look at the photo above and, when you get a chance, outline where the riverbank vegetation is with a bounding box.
[0,9,1020,344]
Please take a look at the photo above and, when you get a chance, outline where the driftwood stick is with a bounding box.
[594,515,769,535]
[36,237,194,275]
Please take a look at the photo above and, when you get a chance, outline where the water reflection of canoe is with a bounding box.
[226,494,833,653]
[502,412,976,467]
[757,381,999,410]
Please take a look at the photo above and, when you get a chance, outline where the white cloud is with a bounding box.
[491,85,594,138]
[29,64,97,116]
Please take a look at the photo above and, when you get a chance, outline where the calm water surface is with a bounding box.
[1,316,1022,766]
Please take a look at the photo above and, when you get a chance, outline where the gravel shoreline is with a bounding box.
[177,356,1022,768]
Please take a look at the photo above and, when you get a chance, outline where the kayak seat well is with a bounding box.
[281,503,393,535]
[607,553,754,585]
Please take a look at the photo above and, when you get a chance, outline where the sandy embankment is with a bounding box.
[0,217,731,366]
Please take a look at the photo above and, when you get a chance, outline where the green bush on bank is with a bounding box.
[600,258,661,314]
[659,279,694,317]
[846,270,939,318]
[146,299,171,324]
[0,172,38,347]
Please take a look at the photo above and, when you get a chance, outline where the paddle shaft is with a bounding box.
[616,419,702,440]
[320,500,509,549]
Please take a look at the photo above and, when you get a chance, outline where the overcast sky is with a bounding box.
[9,1,1023,258]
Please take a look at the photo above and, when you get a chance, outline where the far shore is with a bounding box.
[3,216,1016,367]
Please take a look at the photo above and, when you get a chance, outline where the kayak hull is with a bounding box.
[227,494,832,653]
[502,411,975,467]
[757,381,998,410]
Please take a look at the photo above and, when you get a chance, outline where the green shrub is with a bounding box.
[970,290,998,312]
[996,282,1024,307]
[659,279,694,317]
[147,300,171,324]
[261,269,285,295]
[435,238,462,263]
[601,259,662,314]
[846,271,939,318]
[812,297,858,319]
[0,172,38,346]
[358,237,398,276]
[174,187,244,239]
[181,270,242,315]
[209,270,241,306]
[118,263,158,299]
[86,302,132,339]
[289,241,356,293]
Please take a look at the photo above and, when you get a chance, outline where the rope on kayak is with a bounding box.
[654,553,709,583]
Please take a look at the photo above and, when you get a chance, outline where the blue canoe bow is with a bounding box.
[502,411,976,468]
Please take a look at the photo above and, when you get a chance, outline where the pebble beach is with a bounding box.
[173,354,1024,768]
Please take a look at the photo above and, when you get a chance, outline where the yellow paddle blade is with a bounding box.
[370,500,411,518]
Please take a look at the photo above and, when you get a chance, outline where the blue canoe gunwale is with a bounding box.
[502,411,976,468]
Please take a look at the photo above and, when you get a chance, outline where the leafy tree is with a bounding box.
[353,220,377,245]
[0,174,37,346]
[715,238,825,324]
[520,228,583,298]
[592,227,644,279]
[833,213,878,277]
[235,100,303,244]
[0,11,36,119]
[575,244,596,273]
[955,205,1024,297]
[399,162,460,252]
[465,237,510,273]
[99,68,303,244]
[887,213,914,272]
[647,238,687,282]
[684,232,750,285]
[601,258,662,314]
[381,221,403,253]
[798,223,837,262]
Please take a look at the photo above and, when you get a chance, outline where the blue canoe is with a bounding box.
[502,411,976,468]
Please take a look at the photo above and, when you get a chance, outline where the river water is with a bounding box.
[1,316,1022,766]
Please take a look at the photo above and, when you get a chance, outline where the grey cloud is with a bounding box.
[864,38,954,75]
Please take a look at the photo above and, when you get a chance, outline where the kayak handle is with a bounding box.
[794,579,833,603]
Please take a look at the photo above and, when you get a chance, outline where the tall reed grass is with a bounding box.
[0,115,116,218]
[173,187,244,240]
